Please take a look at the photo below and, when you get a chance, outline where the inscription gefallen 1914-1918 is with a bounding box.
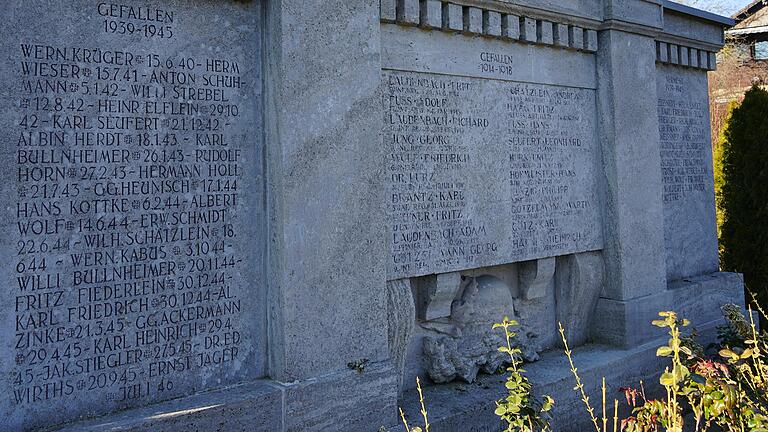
[0,1,265,429]
[384,70,603,279]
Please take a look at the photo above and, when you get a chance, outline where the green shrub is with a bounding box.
[719,85,768,314]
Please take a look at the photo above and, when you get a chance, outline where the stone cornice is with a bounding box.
[381,0,599,52]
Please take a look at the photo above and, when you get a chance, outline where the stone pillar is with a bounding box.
[592,2,670,346]
[263,0,397,429]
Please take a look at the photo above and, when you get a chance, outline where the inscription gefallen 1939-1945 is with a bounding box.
[1,1,264,429]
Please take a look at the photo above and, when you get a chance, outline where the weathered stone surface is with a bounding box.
[593,272,744,347]
[570,26,585,49]
[539,21,554,45]
[387,279,416,394]
[668,272,745,326]
[502,14,521,40]
[659,42,670,63]
[519,258,556,300]
[523,17,538,43]
[555,252,604,346]
[1,1,264,430]
[483,11,502,37]
[554,23,569,47]
[397,0,419,25]
[384,70,603,279]
[586,30,599,52]
[423,333,507,384]
[284,361,398,432]
[57,381,284,432]
[265,0,390,382]
[596,30,667,302]
[421,276,540,383]
[414,272,463,321]
[465,7,483,34]
[421,0,442,29]
[381,0,397,22]
[382,24,597,88]
[444,3,464,32]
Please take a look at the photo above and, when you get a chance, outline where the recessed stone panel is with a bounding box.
[657,66,719,280]
[0,1,265,430]
[384,70,603,278]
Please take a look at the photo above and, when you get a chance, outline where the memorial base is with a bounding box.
[53,273,743,432]
[55,362,398,432]
[593,272,744,347]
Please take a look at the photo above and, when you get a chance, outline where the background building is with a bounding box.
[710,0,768,140]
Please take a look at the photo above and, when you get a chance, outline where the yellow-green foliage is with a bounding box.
[397,306,768,432]
[494,317,554,432]
[713,101,739,255]
[566,310,768,432]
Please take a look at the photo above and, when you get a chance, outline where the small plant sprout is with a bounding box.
[559,321,612,432]
[399,377,429,432]
[493,317,554,432]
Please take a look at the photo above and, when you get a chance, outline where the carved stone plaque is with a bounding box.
[384,70,603,279]
[0,1,265,429]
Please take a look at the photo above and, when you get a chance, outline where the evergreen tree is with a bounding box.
[720,85,768,314]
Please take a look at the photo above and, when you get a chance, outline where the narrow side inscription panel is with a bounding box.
[657,66,718,280]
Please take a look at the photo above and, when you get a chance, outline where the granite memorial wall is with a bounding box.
[0,0,746,431]
[1,1,265,430]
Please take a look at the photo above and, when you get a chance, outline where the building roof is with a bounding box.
[728,0,768,40]
[662,0,735,26]
[733,0,768,23]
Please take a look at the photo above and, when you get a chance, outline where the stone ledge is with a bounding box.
[284,361,399,431]
[392,338,667,432]
[55,381,284,432]
[52,361,399,432]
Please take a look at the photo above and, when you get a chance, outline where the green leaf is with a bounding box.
[656,346,673,357]
[542,396,554,411]
[660,372,676,386]
[690,373,706,384]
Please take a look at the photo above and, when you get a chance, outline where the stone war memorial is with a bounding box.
[0,0,744,431]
